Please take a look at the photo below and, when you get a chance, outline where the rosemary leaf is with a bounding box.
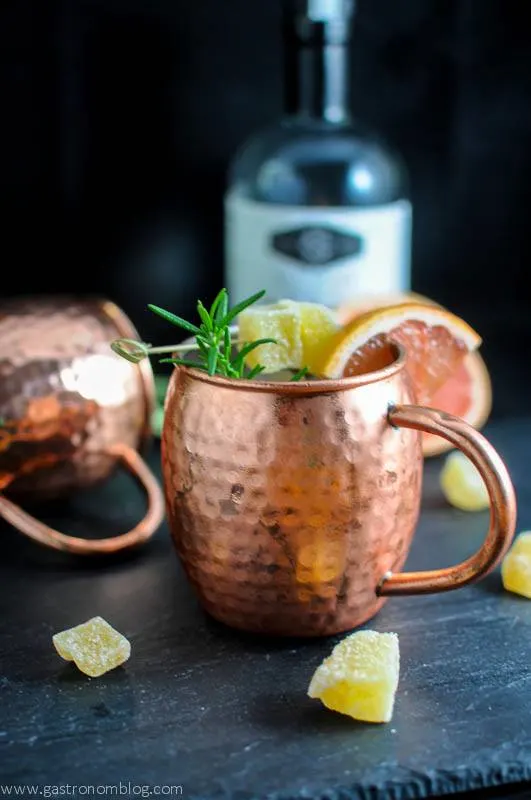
[148,304,200,335]
[224,326,232,359]
[207,347,218,376]
[159,357,205,369]
[196,301,213,331]
[216,290,229,326]
[231,338,277,371]
[220,289,266,327]
[210,288,228,326]
[196,338,209,356]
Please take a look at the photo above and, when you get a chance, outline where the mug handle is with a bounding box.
[378,404,517,596]
[0,443,165,555]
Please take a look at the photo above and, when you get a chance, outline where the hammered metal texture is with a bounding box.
[162,359,422,637]
[0,297,154,499]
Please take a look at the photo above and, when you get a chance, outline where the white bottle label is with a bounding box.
[224,190,412,307]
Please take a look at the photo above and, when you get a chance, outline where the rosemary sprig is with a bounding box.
[111,288,309,381]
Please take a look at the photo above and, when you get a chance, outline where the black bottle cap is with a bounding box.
[283,0,355,45]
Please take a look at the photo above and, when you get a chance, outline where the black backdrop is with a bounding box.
[1,0,530,347]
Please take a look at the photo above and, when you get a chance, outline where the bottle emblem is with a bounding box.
[271,225,363,266]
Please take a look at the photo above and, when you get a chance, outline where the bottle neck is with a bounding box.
[283,6,353,125]
[284,41,350,124]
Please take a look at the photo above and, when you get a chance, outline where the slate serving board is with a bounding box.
[1,420,531,800]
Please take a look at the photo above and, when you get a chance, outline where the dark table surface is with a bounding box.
[2,329,531,800]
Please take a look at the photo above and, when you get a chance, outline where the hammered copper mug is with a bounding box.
[162,343,516,636]
[0,296,164,555]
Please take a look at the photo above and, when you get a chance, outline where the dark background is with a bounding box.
[1,0,530,351]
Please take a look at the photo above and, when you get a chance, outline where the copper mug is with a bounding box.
[0,296,164,555]
[162,343,516,636]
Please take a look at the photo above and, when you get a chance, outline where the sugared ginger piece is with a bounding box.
[308,630,399,723]
[440,450,489,512]
[502,531,531,599]
[238,300,338,374]
[53,616,131,677]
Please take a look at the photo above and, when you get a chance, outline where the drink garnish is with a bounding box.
[111,288,309,381]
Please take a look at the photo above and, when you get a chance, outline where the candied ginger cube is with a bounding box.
[308,630,399,723]
[53,616,131,677]
[238,304,303,373]
[238,299,339,374]
[502,531,531,599]
[440,450,489,512]
[277,300,339,374]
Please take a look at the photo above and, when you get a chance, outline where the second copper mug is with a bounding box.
[0,296,164,555]
[162,343,516,637]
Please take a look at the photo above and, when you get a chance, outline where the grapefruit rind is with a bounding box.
[321,303,482,380]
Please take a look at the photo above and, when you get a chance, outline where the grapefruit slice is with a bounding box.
[320,303,482,406]
[335,293,492,457]
[422,351,492,456]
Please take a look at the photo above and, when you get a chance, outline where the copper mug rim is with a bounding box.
[172,341,407,395]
